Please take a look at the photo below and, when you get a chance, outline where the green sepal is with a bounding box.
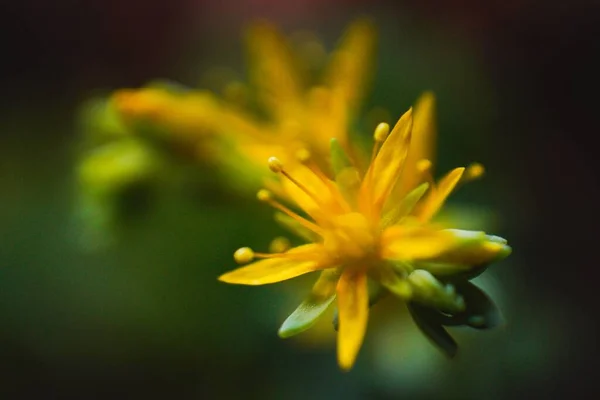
[278,294,336,338]
[407,302,458,358]
[329,138,353,175]
[452,281,503,329]
[279,269,340,338]
[409,282,503,330]
[407,270,465,314]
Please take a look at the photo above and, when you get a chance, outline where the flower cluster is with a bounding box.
[75,18,511,371]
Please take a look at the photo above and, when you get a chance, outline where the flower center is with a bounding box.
[323,212,378,264]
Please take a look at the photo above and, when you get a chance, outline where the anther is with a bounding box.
[295,148,311,164]
[269,237,291,253]
[374,122,390,142]
[268,157,284,173]
[465,162,485,180]
[257,189,272,202]
[234,247,255,264]
[416,159,433,173]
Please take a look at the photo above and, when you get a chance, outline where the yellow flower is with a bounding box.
[109,20,376,186]
[218,106,510,370]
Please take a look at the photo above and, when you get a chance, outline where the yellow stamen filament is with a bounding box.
[257,189,324,235]
[298,150,351,213]
[268,156,325,208]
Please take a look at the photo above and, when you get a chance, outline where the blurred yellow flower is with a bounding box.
[219,103,510,370]
[110,19,377,189]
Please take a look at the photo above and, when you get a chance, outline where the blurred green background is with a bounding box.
[1,0,598,398]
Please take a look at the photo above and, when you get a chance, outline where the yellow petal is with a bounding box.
[218,244,330,285]
[417,167,465,222]
[380,226,457,260]
[359,108,413,216]
[336,270,369,371]
[323,19,376,113]
[245,22,302,118]
[282,164,345,221]
[395,92,437,196]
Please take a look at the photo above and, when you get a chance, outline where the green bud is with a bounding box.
[407,270,465,314]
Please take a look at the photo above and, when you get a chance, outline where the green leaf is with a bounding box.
[278,293,336,338]
[407,302,458,358]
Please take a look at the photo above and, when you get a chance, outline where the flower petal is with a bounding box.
[424,229,512,266]
[245,22,302,118]
[360,108,413,215]
[395,92,437,197]
[381,225,457,261]
[381,182,430,227]
[218,244,330,285]
[336,270,369,371]
[278,268,340,338]
[417,167,465,222]
[323,19,376,112]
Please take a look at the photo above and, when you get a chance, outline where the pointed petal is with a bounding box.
[245,22,302,118]
[323,19,376,112]
[282,164,344,220]
[360,108,413,215]
[395,92,437,196]
[381,182,430,227]
[336,270,369,371]
[218,244,330,285]
[381,226,457,261]
[278,268,340,338]
[417,167,465,222]
[425,229,512,266]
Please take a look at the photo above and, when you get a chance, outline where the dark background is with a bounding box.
[1,0,598,398]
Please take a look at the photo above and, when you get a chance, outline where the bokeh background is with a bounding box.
[1,0,599,398]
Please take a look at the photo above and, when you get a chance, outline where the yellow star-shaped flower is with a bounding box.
[219,105,510,370]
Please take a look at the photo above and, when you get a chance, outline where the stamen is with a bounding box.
[256,189,323,235]
[267,156,323,207]
[416,158,435,186]
[268,157,284,173]
[295,148,311,164]
[374,122,390,143]
[463,162,485,182]
[269,236,291,253]
[234,247,255,264]
[370,122,390,164]
[296,149,351,213]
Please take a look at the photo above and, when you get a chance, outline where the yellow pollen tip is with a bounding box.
[466,162,485,179]
[416,159,433,173]
[268,157,284,173]
[296,148,311,164]
[374,122,390,142]
[257,189,273,202]
[269,236,291,253]
[234,247,255,264]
